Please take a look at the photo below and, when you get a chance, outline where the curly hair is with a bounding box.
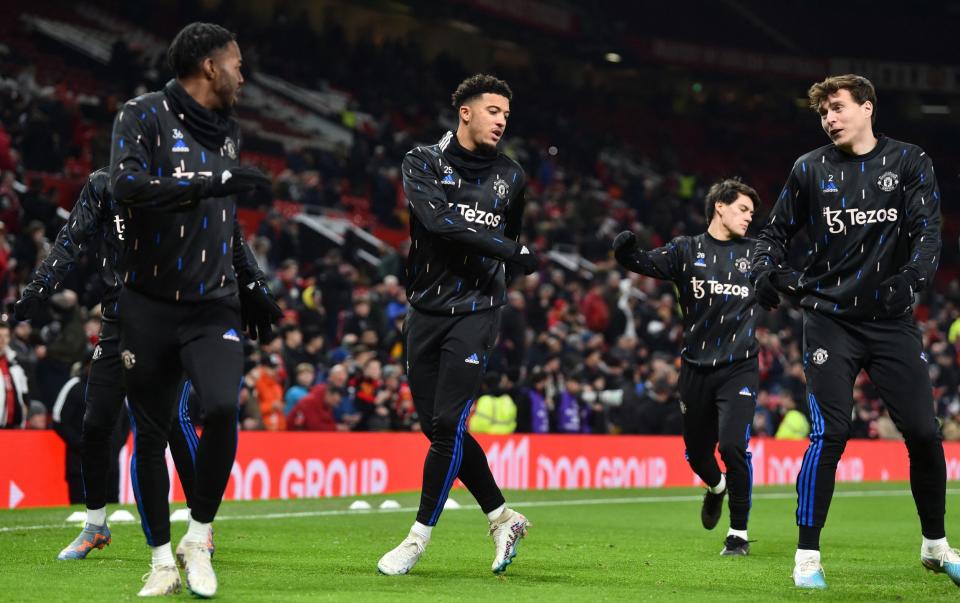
[167,22,236,79]
[451,74,513,109]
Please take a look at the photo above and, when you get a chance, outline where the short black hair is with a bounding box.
[704,178,760,222]
[167,22,236,79]
[451,74,513,109]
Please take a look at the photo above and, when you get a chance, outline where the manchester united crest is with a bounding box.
[876,171,899,192]
[812,348,829,365]
[223,137,238,160]
[493,177,509,200]
[735,257,750,274]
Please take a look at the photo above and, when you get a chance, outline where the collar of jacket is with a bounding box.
[443,130,499,180]
[163,79,237,153]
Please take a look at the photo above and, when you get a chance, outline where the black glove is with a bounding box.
[879,272,914,314]
[506,244,539,275]
[200,167,272,199]
[753,271,782,311]
[238,280,283,341]
[612,230,640,266]
[14,291,44,321]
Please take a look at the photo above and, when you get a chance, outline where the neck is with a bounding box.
[179,77,220,111]
[455,126,478,152]
[707,221,732,241]
[838,130,878,156]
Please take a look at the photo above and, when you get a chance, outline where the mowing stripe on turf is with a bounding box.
[3,488,957,533]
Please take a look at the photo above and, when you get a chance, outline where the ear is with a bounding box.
[459,104,471,125]
[862,100,873,117]
[202,57,217,81]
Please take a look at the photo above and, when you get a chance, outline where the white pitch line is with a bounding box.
[2,488,957,534]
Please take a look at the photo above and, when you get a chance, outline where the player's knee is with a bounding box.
[203,396,239,421]
[717,441,747,463]
[418,421,434,440]
[820,423,849,444]
[81,419,113,445]
[133,430,167,454]
[903,422,941,448]
[432,413,463,438]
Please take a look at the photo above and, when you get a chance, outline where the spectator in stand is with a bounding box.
[773,392,809,440]
[9,319,40,395]
[469,372,517,435]
[620,359,681,435]
[382,306,407,363]
[255,356,286,431]
[26,400,47,429]
[12,220,48,282]
[0,320,28,428]
[500,291,527,372]
[287,383,346,431]
[284,363,316,414]
[239,358,264,430]
[0,173,21,234]
[280,326,309,383]
[37,290,89,406]
[352,357,393,431]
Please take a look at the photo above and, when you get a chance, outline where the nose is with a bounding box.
[238,71,245,86]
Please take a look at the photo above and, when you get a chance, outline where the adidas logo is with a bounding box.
[464,353,480,365]
[738,387,752,397]
[172,139,190,153]
[520,245,530,255]
[222,329,240,342]
[441,173,456,186]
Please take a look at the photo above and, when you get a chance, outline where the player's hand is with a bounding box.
[507,244,539,275]
[14,291,43,321]
[239,279,283,341]
[879,273,914,314]
[202,167,272,199]
[612,231,639,264]
[753,271,781,311]
[613,230,648,273]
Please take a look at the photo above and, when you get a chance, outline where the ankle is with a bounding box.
[795,548,820,564]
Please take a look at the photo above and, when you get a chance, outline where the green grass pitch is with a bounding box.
[1,482,959,601]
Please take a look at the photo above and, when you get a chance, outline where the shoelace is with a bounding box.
[927,547,960,565]
[182,540,211,556]
[488,513,517,536]
[402,536,426,555]
[141,565,176,583]
[796,558,823,576]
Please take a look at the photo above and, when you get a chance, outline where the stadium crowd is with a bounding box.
[2,2,960,444]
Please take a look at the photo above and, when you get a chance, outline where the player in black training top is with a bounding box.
[377,75,537,577]
[108,23,278,598]
[751,74,958,589]
[13,168,271,562]
[615,179,796,556]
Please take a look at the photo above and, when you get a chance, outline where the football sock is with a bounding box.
[487,504,507,523]
[86,507,107,527]
[411,521,432,541]
[151,543,175,567]
[709,474,726,494]
[727,528,748,540]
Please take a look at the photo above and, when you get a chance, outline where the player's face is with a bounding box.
[463,93,510,151]
[212,41,244,110]
[717,193,754,238]
[819,89,872,149]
